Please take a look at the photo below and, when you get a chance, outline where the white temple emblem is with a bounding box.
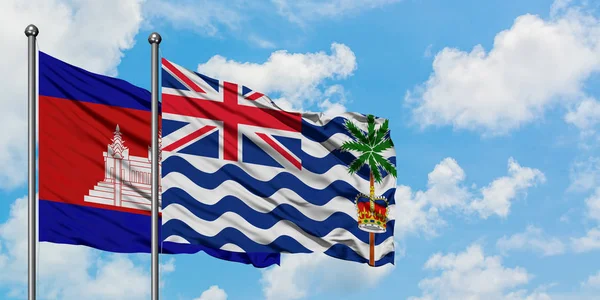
[84,125,161,210]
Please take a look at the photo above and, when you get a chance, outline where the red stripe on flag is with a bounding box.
[162,58,206,93]
[163,125,216,152]
[256,133,302,170]
[245,92,264,101]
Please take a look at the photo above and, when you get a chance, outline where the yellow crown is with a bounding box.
[354,193,389,234]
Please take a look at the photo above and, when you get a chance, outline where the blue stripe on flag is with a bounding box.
[324,244,395,266]
[39,200,279,267]
[39,51,153,111]
[162,219,395,265]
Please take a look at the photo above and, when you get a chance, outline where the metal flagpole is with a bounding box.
[148,32,162,300]
[25,24,39,300]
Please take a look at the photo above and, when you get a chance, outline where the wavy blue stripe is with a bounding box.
[302,117,353,143]
[301,116,392,143]
[302,149,395,181]
[162,156,396,206]
[300,117,396,179]
[39,199,279,268]
[324,243,395,266]
[162,219,393,265]
[163,188,395,244]
[163,219,311,253]
[160,241,280,267]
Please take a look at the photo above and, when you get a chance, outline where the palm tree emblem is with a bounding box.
[340,114,396,266]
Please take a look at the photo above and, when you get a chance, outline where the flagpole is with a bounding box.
[25,24,39,300]
[149,32,162,300]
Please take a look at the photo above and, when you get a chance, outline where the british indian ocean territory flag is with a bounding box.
[160,58,397,266]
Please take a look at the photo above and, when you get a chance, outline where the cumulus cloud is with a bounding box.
[409,244,543,300]
[0,196,173,300]
[406,2,600,135]
[496,226,566,257]
[569,157,600,192]
[0,0,145,189]
[469,158,546,219]
[394,158,469,238]
[504,288,553,300]
[195,285,228,300]
[395,157,545,238]
[565,97,600,137]
[581,271,600,289]
[260,253,394,300]
[571,188,600,253]
[196,43,357,111]
[572,228,600,253]
[584,188,600,222]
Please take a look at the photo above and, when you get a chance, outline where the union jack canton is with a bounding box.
[160,58,302,169]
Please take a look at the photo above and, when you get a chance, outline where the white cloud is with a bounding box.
[317,85,348,116]
[195,285,228,300]
[272,0,401,25]
[423,157,471,209]
[0,196,166,300]
[496,225,566,256]
[570,188,600,253]
[394,184,445,238]
[260,253,394,300]
[469,158,546,219]
[504,289,552,300]
[550,0,574,17]
[584,188,600,222]
[571,187,600,253]
[0,0,145,189]
[396,157,545,238]
[406,3,600,135]
[582,271,600,289]
[569,157,600,192]
[571,228,600,253]
[565,97,600,136]
[394,158,468,238]
[160,257,175,273]
[409,244,537,300]
[196,43,356,111]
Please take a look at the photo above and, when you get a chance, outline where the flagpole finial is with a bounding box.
[24,24,39,37]
[148,32,161,44]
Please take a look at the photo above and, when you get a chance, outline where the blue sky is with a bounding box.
[1,0,600,299]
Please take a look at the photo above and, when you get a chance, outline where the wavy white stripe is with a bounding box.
[162,152,396,193]
[162,172,396,221]
[302,112,388,127]
[302,132,397,159]
[162,204,395,261]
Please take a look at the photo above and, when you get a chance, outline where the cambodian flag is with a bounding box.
[38,51,279,268]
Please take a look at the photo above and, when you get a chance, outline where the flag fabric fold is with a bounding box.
[38,51,279,268]
[160,58,397,266]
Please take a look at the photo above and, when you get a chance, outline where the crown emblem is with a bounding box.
[354,193,389,233]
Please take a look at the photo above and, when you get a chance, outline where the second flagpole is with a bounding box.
[149,32,162,300]
[25,24,39,300]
